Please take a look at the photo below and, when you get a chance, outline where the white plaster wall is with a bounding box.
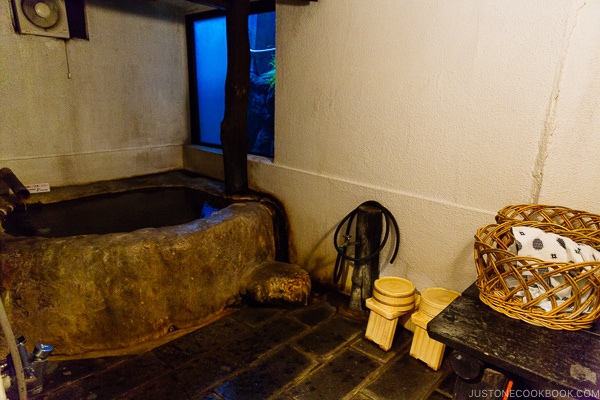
[0,0,190,187]
[536,0,600,211]
[239,0,600,293]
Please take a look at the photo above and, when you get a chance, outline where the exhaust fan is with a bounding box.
[11,0,69,39]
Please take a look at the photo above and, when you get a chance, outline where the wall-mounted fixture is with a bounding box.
[11,0,70,39]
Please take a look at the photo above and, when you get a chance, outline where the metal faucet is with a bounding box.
[0,168,29,201]
[0,168,30,219]
[1,336,53,395]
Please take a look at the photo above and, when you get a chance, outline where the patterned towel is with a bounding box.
[511,226,600,264]
[506,226,599,312]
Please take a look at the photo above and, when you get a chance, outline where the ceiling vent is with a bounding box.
[11,0,70,39]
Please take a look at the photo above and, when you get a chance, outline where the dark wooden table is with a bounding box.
[428,283,600,399]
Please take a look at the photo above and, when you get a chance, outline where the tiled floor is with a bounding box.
[22,290,456,400]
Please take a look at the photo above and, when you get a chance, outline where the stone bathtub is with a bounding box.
[0,171,309,358]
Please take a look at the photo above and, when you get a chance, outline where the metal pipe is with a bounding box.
[0,169,29,200]
[0,299,27,400]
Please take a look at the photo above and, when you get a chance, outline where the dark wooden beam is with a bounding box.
[185,0,317,8]
[220,0,250,194]
[187,0,319,10]
[185,0,231,9]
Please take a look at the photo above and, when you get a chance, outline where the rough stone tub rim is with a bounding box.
[0,170,288,358]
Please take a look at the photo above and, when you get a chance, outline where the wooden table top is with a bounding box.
[428,283,600,395]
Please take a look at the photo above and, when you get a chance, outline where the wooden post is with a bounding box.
[221,0,250,194]
[349,205,383,312]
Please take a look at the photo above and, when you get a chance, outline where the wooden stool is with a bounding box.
[365,277,415,351]
[409,287,460,370]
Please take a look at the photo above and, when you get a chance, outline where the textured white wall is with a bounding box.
[0,0,189,186]
[536,0,600,211]
[241,0,600,293]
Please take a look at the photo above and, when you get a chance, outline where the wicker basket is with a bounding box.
[496,204,600,238]
[475,212,600,330]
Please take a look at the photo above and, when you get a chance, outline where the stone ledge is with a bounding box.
[243,261,311,306]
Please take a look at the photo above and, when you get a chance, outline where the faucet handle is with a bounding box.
[32,344,53,361]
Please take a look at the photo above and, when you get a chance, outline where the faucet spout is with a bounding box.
[2,337,53,396]
[0,168,30,201]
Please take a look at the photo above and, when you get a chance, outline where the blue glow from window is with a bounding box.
[194,16,227,147]
[193,11,276,158]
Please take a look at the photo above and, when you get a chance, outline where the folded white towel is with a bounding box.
[505,226,599,312]
[511,226,600,264]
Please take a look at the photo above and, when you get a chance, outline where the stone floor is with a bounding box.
[21,290,456,400]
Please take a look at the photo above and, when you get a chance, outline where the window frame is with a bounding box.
[186,0,275,156]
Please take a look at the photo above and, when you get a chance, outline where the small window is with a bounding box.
[187,2,276,158]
